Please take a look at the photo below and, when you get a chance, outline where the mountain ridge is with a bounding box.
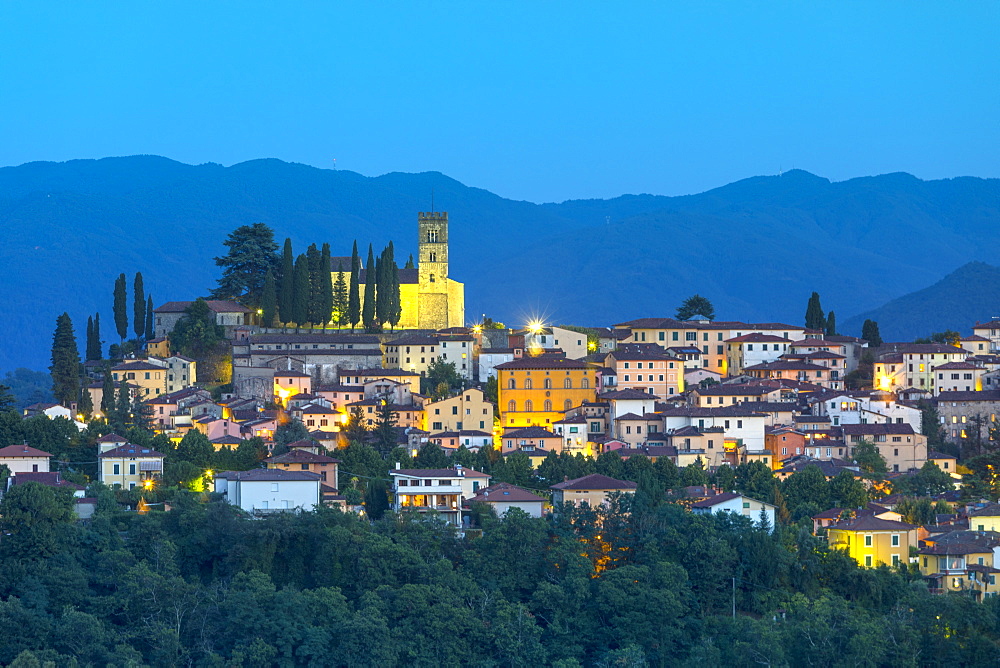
[2,156,999,370]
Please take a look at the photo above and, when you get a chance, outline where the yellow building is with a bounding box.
[382,334,440,376]
[826,515,918,568]
[146,337,170,358]
[969,504,1000,533]
[423,388,494,433]
[918,530,1000,600]
[497,356,597,428]
[614,317,807,377]
[111,361,166,399]
[550,473,637,508]
[331,211,464,330]
[98,442,165,490]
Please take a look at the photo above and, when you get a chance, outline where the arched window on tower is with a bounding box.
[429,252,437,262]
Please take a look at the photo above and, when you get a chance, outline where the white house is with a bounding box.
[466,482,545,519]
[691,492,776,531]
[214,468,321,514]
[390,464,491,526]
[725,333,791,376]
[479,347,520,381]
[0,444,52,474]
[811,391,922,432]
[437,334,475,381]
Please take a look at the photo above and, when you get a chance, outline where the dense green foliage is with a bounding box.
[676,294,715,321]
[805,291,826,331]
[862,318,883,347]
[362,244,376,331]
[132,272,145,340]
[260,268,277,327]
[113,272,128,342]
[3,480,1000,666]
[211,222,280,306]
[48,313,80,407]
[278,238,295,324]
[348,240,361,329]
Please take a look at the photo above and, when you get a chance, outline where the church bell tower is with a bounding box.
[417,212,451,329]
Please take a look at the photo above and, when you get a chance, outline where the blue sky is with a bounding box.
[1,2,997,202]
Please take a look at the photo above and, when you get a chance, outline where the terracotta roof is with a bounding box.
[216,468,322,482]
[349,368,421,377]
[265,450,341,464]
[551,473,637,491]
[826,516,916,532]
[154,300,251,314]
[96,433,128,443]
[391,467,491,478]
[111,361,164,371]
[10,472,83,490]
[249,333,381,344]
[274,369,311,377]
[0,444,53,458]
[725,333,790,343]
[598,388,658,400]
[99,444,165,458]
[495,357,590,370]
[469,482,545,504]
[840,423,915,436]
[385,334,440,346]
[694,385,777,396]
[501,426,559,439]
[936,390,1000,402]
[745,361,828,372]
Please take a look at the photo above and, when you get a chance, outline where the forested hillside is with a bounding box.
[3,157,1000,369]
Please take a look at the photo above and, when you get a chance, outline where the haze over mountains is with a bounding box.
[2,156,999,371]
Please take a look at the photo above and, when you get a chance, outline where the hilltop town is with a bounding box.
[5,209,1000,663]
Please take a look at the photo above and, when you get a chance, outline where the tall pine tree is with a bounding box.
[306,243,323,326]
[291,254,310,327]
[100,365,115,415]
[113,273,128,342]
[319,243,334,326]
[375,246,390,327]
[132,272,145,340]
[91,312,102,360]
[332,262,349,326]
[825,311,837,337]
[348,240,361,330]
[278,238,295,325]
[862,319,883,347]
[49,313,81,407]
[86,316,95,361]
[362,244,377,330]
[78,385,93,420]
[145,296,154,340]
[804,292,826,331]
[389,253,402,329]
[405,253,415,269]
[261,268,277,327]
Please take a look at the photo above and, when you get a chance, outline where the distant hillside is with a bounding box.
[2,157,1000,370]
[841,262,1000,341]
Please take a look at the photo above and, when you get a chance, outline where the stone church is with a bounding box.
[331,211,465,330]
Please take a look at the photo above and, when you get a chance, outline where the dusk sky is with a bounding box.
[1,2,997,203]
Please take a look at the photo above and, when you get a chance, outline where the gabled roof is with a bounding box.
[691,492,773,509]
[10,472,83,490]
[468,482,545,504]
[495,357,590,370]
[216,468,321,482]
[693,385,777,396]
[265,450,341,464]
[826,515,916,532]
[551,473,637,491]
[936,390,1000,402]
[840,423,915,436]
[154,300,252,314]
[502,426,559,439]
[96,433,128,443]
[391,467,491,478]
[0,444,52,458]
[99,443,165,458]
[598,389,658,400]
[969,503,1000,518]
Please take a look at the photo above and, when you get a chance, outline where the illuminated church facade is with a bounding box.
[332,211,465,330]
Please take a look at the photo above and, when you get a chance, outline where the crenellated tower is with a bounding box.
[417,211,453,328]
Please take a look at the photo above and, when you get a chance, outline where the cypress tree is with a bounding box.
[132,272,145,340]
[100,365,115,415]
[261,268,277,327]
[362,244,377,330]
[113,273,128,342]
[389,254,401,329]
[306,243,322,326]
[375,247,390,326]
[804,292,826,331]
[92,313,102,360]
[86,316,95,361]
[145,296,154,340]
[278,238,295,324]
[862,319,883,347]
[49,313,81,407]
[116,381,132,428]
[825,311,837,337]
[348,240,361,330]
[332,262,349,326]
[405,253,415,270]
[319,243,334,326]
[78,386,93,421]
[292,254,310,327]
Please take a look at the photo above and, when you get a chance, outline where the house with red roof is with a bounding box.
[0,444,52,474]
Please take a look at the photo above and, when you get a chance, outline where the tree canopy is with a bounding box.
[211,222,280,306]
[676,294,716,321]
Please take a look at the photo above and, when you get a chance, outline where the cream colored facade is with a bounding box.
[111,362,166,399]
[99,443,165,490]
[332,211,464,330]
[826,517,918,568]
[423,388,494,433]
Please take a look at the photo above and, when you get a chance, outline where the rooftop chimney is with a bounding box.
[395,461,400,470]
